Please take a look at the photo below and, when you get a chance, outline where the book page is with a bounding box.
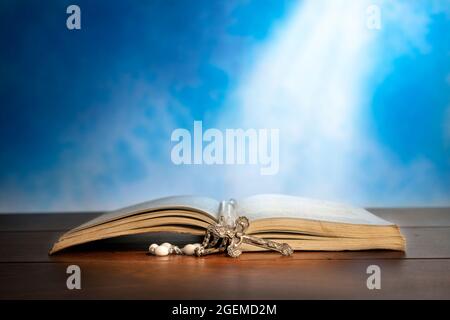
[237,194,393,226]
[73,195,220,231]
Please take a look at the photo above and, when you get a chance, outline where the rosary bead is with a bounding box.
[154,245,170,256]
[182,244,197,255]
[148,243,158,254]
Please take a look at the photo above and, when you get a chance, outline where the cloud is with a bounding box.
[216,0,450,206]
[1,0,448,211]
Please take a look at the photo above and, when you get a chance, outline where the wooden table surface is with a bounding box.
[1,208,449,299]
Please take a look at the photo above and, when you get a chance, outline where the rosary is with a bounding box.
[148,199,293,258]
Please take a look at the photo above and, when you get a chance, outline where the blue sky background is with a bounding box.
[0,0,449,211]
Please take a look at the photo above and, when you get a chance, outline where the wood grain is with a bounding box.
[368,208,450,227]
[1,259,449,299]
[0,227,449,263]
[0,212,99,231]
[0,209,449,299]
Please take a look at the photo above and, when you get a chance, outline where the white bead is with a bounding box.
[148,243,158,254]
[161,242,172,248]
[182,244,197,255]
[154,245,170,256]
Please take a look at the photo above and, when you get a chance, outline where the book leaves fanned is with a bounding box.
[49,194,405,254]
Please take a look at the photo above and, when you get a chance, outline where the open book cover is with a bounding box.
[49,194,406,254]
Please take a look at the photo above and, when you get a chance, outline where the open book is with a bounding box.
[49,194,405,254]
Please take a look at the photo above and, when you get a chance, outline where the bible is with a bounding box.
[49,194,405,254]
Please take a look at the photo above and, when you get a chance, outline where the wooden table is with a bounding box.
[1,208,449,299]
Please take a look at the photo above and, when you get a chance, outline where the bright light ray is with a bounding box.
[1,0,447,211]
[221,0,375,202]
[222,0,449,206]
